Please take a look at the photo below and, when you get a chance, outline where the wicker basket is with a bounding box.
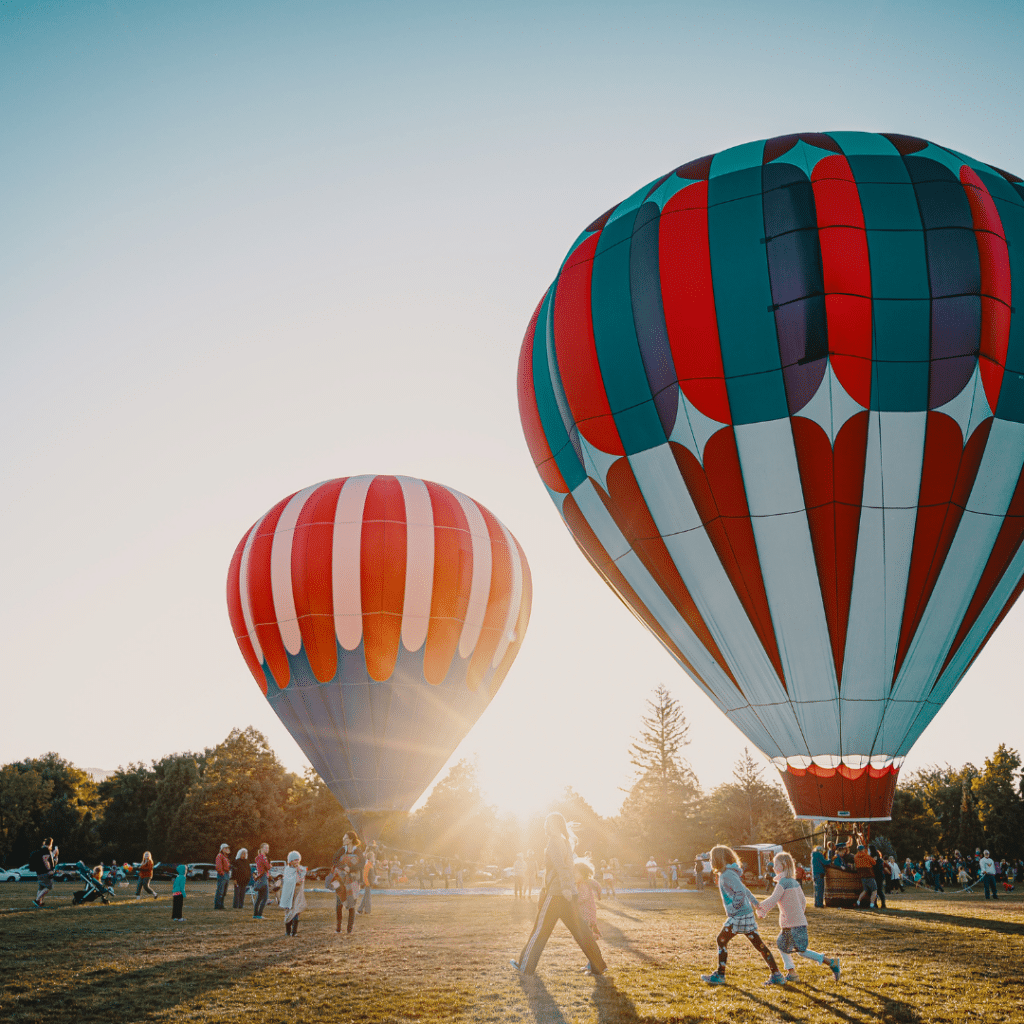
[823,867,862,908]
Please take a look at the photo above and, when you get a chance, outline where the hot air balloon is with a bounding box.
[227,475,532,835]
[519,131,1024,820]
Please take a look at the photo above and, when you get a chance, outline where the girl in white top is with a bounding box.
[280,850,307,937]
[756,852,840,983]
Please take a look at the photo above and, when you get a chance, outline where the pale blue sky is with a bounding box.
[3,1,1022,815]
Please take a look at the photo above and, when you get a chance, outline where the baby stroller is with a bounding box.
[71,861,117,905]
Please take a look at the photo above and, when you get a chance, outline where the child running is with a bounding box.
[756,851,841,983]
[574,858,603,941]
[701,844,786,987]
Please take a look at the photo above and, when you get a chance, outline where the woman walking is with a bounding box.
[511,812,607,977]
[252,843,271,919]
[136,852,158,900]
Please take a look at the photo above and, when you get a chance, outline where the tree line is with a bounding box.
[2,689,1021,870]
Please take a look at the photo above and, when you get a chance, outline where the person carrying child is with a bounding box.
[511,812,607,977]
[329,833,362,934]
[574,858,602,941]
[171,864,186,921]
[701,844,786,987]
[756,851,841,983]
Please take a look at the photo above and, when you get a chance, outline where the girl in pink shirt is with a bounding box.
[756,852,841,983]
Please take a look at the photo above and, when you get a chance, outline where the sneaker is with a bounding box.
[701,973,726,985]
[32,899,41,908]
[581,964,605,976]
[785,970,800,982]
[828,956,841,981]
[764,972,787,986]
[509,959,526,974]
[253,916,264,920]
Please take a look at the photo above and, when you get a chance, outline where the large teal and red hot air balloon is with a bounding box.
[227,475,532,833]
[519,131,1024,820]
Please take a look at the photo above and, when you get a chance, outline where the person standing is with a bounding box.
[31,837,58,908]
[646,856,658,888]
[214,843,231,909]
[853,846,878,909]
[511,812,607,977]
[694,855,705,893]
[979,850,998,900]
[358,851,375,915]
[136,852,158,899]
[280,850,307,936]
[525,850,538,900]
[811,845,828,908]
[252,843,271,919]
[514,853,527,900]
[232,848,250,909]
[171,864,187,921]
[869,846,887,909]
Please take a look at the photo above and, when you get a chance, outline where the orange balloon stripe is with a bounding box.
[361,476,407,683]
[246,494,296,689]
[466,504,516,692]
[226,527,267,694]
[291,479,346,683]
[488,534,533,697]
[423,482,474,685]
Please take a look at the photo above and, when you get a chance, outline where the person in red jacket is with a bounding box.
[214,844,231,910]
[854,846,878,909]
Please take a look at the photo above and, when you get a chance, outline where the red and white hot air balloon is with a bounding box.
[227,475,532,833]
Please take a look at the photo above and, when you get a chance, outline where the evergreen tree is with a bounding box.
[618,685,699,862]
[406,758,496,864]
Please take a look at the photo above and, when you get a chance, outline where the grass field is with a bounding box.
[1,880,1021,1023]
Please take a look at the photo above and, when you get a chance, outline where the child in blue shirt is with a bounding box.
[172,865,186,921]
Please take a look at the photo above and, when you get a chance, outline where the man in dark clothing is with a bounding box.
[31,838,58,908]
[869,846,887,908]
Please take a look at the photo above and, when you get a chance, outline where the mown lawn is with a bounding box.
[1,880,1021,1023]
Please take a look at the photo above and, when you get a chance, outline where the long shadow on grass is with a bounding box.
[882,907,1024,936]
[599,922,663,965]
[517,976,571,1024]
[6,947,266,1023]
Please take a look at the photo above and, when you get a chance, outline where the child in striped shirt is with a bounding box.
[756,851,841,983]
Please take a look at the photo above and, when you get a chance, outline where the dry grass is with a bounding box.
[1,879,1021,1023]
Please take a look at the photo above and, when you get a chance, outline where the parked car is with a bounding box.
[53,862,81,882]
[186,862,219,880]
[13,864,37,881]
[269,860,287,880]
[305,866,331,881]
[0,868,23,882]
[151,862,179,881]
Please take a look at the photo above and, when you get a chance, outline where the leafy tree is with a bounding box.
[165,727,295,861]
[699,749,799,852]
[405,758,496,865]
[97,763,159,862]
[974,745,1024,857]
[145,750,206,860]
[885,788,940,860]
[617,686,699,862]
[0,765,53,864]
[287,770,355,865]
[549,786,612,863]
[0,754,101,863]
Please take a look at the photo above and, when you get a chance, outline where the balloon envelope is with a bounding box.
[519,131,1024,819]
[227,475,532,828]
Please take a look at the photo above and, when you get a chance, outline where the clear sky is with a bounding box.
[3,0,1023,818]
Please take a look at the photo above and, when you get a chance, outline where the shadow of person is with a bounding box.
[597,922,664,966]
[590,977,653,1024]
[517,975,571,1024]
[882,907,1024,937]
